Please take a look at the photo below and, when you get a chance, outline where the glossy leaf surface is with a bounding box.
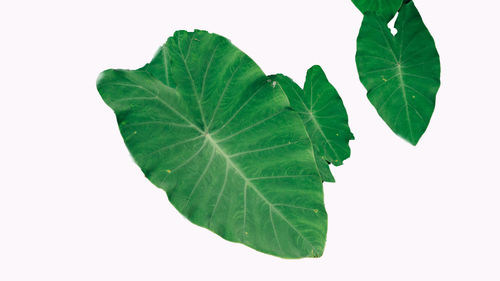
[352,0,403,22]
[97,30,327,258]
[271,66,354,182]
[355,2,440,145]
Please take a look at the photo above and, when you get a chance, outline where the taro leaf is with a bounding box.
[355,1,440,145]
[270,66,354,182]
[352,0,403,22]
[97,30,327,258]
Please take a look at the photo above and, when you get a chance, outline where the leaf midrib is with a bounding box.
[276,81,341,162]
[373,16,414,142]
[309,114,341,161]
[204,133,318,254]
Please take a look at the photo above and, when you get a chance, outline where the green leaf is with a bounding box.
[97,30,327,258]
[355,2,440,145]
[271,66,354,182]
[352,0,403,22]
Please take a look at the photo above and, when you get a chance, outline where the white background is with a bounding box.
[1,0,499,280]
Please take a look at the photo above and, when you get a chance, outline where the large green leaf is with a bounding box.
[352,0,403,22]
[271,66,354,182]
[97,30,327,258]
[355,1,440,145]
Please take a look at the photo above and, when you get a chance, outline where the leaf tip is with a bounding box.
[409,136,420,146]
[306,64,325,77]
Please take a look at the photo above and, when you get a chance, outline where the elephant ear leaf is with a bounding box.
[355,1,440,145]
[97,30,327,258]
[352,0,403,23]
[271,65,354,182]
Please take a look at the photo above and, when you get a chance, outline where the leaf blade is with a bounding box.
[97,30,327,258]
[355,2,440,145]
[271,65,354,182]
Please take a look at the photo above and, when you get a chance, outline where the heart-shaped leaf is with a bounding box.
[355,1,440,145]
[352,0,403,22]
[97,30,327,258]
[270,66,354,182]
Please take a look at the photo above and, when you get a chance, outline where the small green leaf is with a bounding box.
[352,0,403,22]
[97,30,327,258]
[355,2,440,145]
[271,66,354,182]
